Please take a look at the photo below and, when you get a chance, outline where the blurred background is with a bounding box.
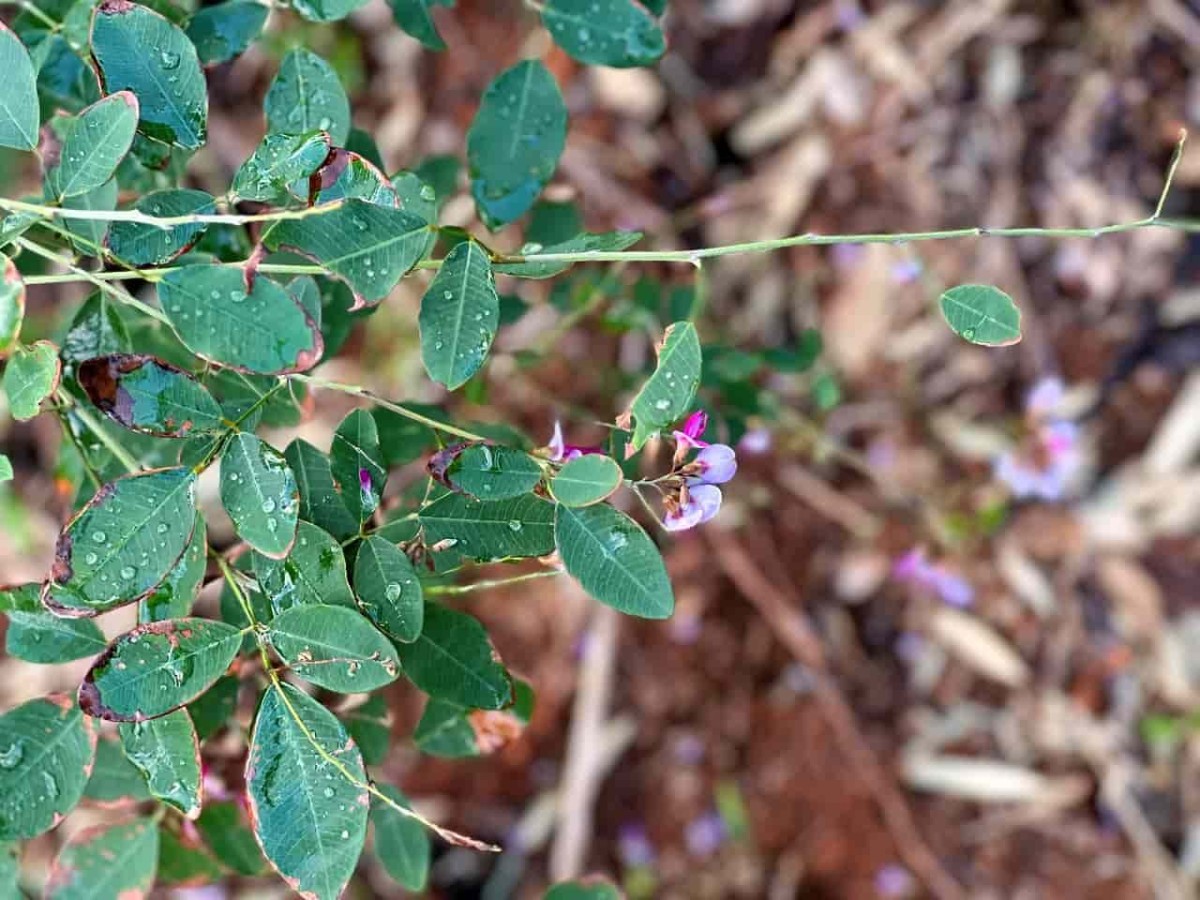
[5,0,1200,897]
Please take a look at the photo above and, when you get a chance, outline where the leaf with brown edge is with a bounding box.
[42,467,197,617]
[3,340,60,420]
[78,354,224,438]
[45,815,158,900]
[78,618,243,722]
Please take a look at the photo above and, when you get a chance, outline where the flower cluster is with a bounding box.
[892,547,974,607]
[994,377,1081,501]
[663,411,738,532]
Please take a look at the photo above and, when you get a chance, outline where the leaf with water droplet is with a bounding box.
[418,492,556,560]
[246,682,368,898]
[232,130,331,204]
[40,92,136,200]
[467,60,567,230]
[446,444,543,500]
[3,340,60,421]
[353,535,423,643]
[105,189,216,266]
[220,432,299,559]
[394,602,511,709]
[139,511,207,624]
[938,283,1023,347]
[159,266,323,375]
[0,21,39,151]
[118,709,202,817]
[284,438,359,542]
[555,502,673,618]
[419,241,499,390]
[627,321,702,450]
[91,1,207,149]
[185,0,269,65]
[267,604,401,692]
[78,354,223,438]
[79,618,243,722]
[370,784,430,891]
[255,521,355,617]
[329,408,387,524]
[45,815,158,899]
[549,454,623,507]
[542,0,666,68]
[264,48,350,145]
[44,467,197,616]
[2,582,107,664]
[0,694,96,840]
[496,230,643,280]
[310,148,400,207]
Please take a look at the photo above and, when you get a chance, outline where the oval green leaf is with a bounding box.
[542,0,666,68]
[263,200,430,308]
[467,60,567,230]
[370,785,430,892]
[254,521,355,616]
[2,583,107,664]
[418,492,556,560]
[267,604,401,693]
[0,255,23,354]
[159,266,323,374]
[186,0,269,65]
[78,354,223,437]
[628,321,701,450]
[353,535,423,643]
[388,0,452,50]
[79,618,243,722]
[246,682,368,900]
[46,816,158,900]
[220,432,300,559]
[394,602,511,709]
[231,130,331,203]
[330,408,386,523]
[549,454,622,507]
[419,240,499,390]
[555,502,674,618]
[91,0,207,149]
[118,709,202,817]
[264,48,350,145]
[196,800,268,876]
[4,339,61,421]
[139,511,207,623]
[0,22,39,151]
[106,189,216,265]
[44,467,197,617]
[83,735,150,806]
[938,283,1023,347]
[448,444,543,500]
[0,695,96,840]
[284,438,359,542]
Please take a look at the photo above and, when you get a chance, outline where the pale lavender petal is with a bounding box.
[663,499,706,532]
[875,863,915,897]
[737,428,772,455]
[691,484,723,523]
[694,444,737,484]
[931,570,974,608]
[548,421,566,462]
[1026,377,1064,418]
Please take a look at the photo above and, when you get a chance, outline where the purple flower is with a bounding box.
[875,863,915,897]
[995,377,1081,501]
[663,484,722,532]
[684,812,727,856]
[890,258,923,284]
[617,823,656,868]
[673,409,710,450]
[690,443,738,485]
[737,428,771,455]
[1026,377,1064,419]
[892,548,974,607]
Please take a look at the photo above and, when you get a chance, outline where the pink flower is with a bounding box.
[673,409,710,449]
[892,548,974,607]
[546,421,601,462]
[663,484,722,531]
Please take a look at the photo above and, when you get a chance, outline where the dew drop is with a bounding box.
[0,742,23,769]
[120,566,136,580]
[84,552,98,565]
[653,399,671,410]
[385,583,402,602]
[266,518,278,532]
[507,520,522,532]
[323,787,335,798]
[92,531,107,543]
[261,498,277,514]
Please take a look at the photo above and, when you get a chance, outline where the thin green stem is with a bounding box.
[62,392,141,474]
[0,196,343,229]
[291,374,490,443]
[212,553,276,676]
[425,568,563,596]
[13,0,59,31]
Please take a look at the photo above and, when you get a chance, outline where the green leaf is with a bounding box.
[139,511,206,623]
[419,240,499,390]
[642,0,668,14]
[156,824,223,886]
[62,291,130,368]
[370,785,430,892]
[292,0,369,21]
[159,266,323,374]
[0,695,96,840]
[246,683,368,900]
[220,432,299,559]
[197,800,268,875]
[414,153,460,202]
[0,254,23,355]
[372,403,442,466]
[391,170,439,221]
[44,467,197,616]
[106,189,216,265]
[419,492,556,560]
[2,583,107,664]
[627,321,701,450]
[544,878,622,900]
[307,149,397,208]
[83,735,150,805]
[555,503,673,618]
[467,60,567,230]
[353,535,423,643]
[91,0,207,149]
[339,694,390,766]
[118,709,201,817]
[265,48,350,145]
[447,444,543,500]
[79,617,243,722]
[0,22,39,151]
[0,844,17,898]
[938,283,1023,346]
[231,130,331,203]
[60,178,118,254]
[45,816,158,899]
[187,674,239,741]
[0,453,11,482]
[394,602,511,709]
[255,521,355,616]
[78,353,223,437]
[330,408,386,522]
[285,438,359,541]
[542,0,665,67]
[3,339,60,421]
[549,454,622,507]
[388,0,453,49]
[496,230,642,279]
[185,0,269,65]
[413,679,534,758]
[268,604,400,692]
[263,200,430,308]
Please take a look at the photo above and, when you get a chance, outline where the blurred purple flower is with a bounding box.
[618,823,656,868]
[875,863,915,897]
[737,427,772,455]
[690,443,738,485]
[994,378,1081,501]
[672,733,706,765]
[685,812,727,856]
[890,258,924,284]
[669,610,703,645]
[892,548,974,607]
[1026,377,1064,418]
[664,484,722,532]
